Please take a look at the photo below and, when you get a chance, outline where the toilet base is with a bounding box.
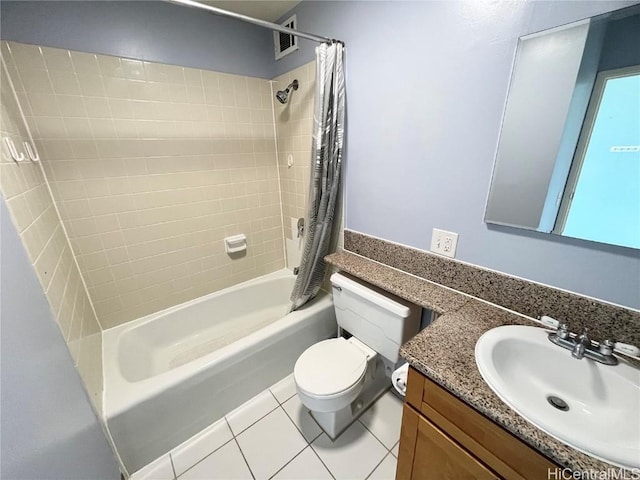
[310,370,390,440]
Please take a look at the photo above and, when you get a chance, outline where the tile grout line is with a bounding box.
[29,217,60,267]
[227,391,281,437]
[391,440,399,458]
[166,379,302,479]
[268,382,296,407]
[174,437,237,479]
[173,393,283,477]
[364,451,394,480]
[266,444,309,480]
[279,398,323,446]
[308,442,336,480]
[226,417,256,480]
[271,380,325,447]
[178,384,395,480]
[143,374,399,479]
[234,384,316,480]
[168,452,177,480]
[273,378,395,480]
[267,81,287,268]
[178,389,302,479]
[357,418,396,454]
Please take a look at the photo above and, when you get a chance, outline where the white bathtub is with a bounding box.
[103,269,337,474]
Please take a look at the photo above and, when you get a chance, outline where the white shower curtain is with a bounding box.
[290,42,345,311]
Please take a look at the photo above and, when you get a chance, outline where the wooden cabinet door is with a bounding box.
[398,404,499,480]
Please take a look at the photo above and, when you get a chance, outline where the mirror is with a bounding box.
[485,5,640,250]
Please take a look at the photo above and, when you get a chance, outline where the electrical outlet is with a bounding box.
[430,228,458,258]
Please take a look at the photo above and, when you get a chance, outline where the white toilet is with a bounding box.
[294,272,420,439]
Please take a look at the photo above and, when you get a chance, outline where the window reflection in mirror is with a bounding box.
[485,4,640,250]
[556,67,640,249]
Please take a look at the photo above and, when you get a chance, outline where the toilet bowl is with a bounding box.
[294,337,374,413]
[293,272,421,439]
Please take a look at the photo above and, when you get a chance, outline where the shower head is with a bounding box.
[276,79,299,104]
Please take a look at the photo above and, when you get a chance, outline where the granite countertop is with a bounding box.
[325,251,622,473]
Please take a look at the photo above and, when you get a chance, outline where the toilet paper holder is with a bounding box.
[392,363,409,397]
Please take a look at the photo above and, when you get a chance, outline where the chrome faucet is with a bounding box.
[548,324,618,365]
[571,329,591,360]
[543,315,640,366]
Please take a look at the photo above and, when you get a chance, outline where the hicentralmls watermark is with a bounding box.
[548,468,640,480]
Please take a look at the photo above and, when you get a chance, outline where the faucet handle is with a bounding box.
[599,339,615,356]
[557,323,570,339]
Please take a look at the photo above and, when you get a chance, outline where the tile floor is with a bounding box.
[131,374,403,480]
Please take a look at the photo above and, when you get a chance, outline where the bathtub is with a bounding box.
[102,269,337,474]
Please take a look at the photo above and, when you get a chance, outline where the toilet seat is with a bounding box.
[294,337,368,399]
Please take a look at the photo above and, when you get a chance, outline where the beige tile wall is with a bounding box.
[0,43,103,411]
[273,61,316,240]
[6,41,285,328]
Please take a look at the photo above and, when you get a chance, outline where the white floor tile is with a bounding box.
[272,446,332,480]
[359,390,403,449]
[368,453,397,480]
[391,441,399,458]
[312,421,388,480]
[270,373,297,404]
[171,418,233,476]
[180,440,252,480]
[236,407,307,479]
[226,389,279,435]
[131,453,174,480]
[282,394,323,442]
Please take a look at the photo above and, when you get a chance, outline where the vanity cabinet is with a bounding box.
[397,367,558,480]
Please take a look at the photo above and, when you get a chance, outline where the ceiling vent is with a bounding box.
[274,14,299,60]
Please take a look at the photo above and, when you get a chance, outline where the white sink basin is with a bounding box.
[475,325,640,469]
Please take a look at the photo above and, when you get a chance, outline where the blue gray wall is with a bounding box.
[1,198,120,479]
[0,0,274,78]
[274,0,640,309]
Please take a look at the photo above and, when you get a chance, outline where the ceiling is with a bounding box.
[201,1,301,22]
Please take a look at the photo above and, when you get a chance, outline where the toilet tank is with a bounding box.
[331,273,420,363]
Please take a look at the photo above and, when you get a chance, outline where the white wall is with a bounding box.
[274,0,640,309]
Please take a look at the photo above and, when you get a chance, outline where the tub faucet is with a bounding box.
[571,329,591,360]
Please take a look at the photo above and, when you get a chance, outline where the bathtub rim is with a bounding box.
[105,268,295,336]
[102,269,333,419]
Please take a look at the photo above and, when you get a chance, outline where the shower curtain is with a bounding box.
[290,42,345,311]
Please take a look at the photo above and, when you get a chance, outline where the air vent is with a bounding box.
[274,14,299,60]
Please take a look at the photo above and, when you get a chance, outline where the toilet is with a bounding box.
[294,272,420,439]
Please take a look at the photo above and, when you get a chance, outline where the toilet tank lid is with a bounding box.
[330,273,411,318]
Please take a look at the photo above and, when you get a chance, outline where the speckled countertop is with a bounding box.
[325,250,628,473]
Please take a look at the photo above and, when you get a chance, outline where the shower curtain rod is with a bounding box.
[165,0,341,44]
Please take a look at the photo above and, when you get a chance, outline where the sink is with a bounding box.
[475,325,640,469]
